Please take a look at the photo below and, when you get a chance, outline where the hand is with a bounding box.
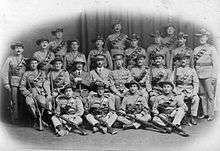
[152,109,159,115]
[4,84,11,92]
[52,92,59,97]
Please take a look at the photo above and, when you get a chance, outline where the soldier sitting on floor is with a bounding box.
[51,84,84,137]
[85,82,118,134]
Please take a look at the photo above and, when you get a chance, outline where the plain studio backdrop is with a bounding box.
[0,0,220,151]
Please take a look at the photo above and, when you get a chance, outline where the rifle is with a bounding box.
[41,105,88,135]
[27,79,43,131]
[8,89,15,123]
[50,73,56,111]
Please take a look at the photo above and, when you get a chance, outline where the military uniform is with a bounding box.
[194,31,217,120]
[117,80,151,129]
[51,92,84,135]
[20,66,51,120]
[90,67,111,88]
[173,65,200,119]
[152,81,188,126]
[2,54,27,122]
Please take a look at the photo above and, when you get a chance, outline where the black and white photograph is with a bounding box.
[0,0,220,150]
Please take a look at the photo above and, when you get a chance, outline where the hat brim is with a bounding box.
[125,81,140,89]
[60,86,76,94]
[158,81,174,89]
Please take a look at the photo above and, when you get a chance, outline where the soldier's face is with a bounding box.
[162,84,172,94]
[96,40,104,47]
[131,39,138,47]
[115,59,123,67]
[30,60,38,70]
[64,88,74,98]
[155,56,163,65]
[129,84,138,94]
[167,26,175,35]
[180,58,189,66]
[137,57,145,66]
[54,61,63,70]
[76,62,83,70]
[155,36,162,44]
[114,24,122,32]
[40,41,49,49]
[199,35,208,44]
[71,42,79,51]
[14,46,24,55]
[178,37,186,46]
[97,88,105,96]
[55,31,63,39]
[96,60,104,68]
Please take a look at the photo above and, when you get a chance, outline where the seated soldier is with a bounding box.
[172,53,199,125]
[20,58,51,131]
[51,84,84,137]
[152,80,188,130]
[85,82,118,135]
[117,80,151,129]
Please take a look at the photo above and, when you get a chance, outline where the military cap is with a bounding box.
[73,57,86,64]
[177,32,188,39]
[10,42,24,50]
[125,80,140,89]
[111,20,121,28]
[194,28,210,37]
[36,38,49,46]
[158,80,174,89]
[149,30,162,38]
[91,35,105,43]
[136,54,146,60]
[111,49,124,60]
[50,57,63,65]
[51,28,64,35]
[178,53,191,60]
[26,57,39,65]
[128,33,140,41]
[166,24,176,30]
[60,84,76,94]
[94,54,106,61]
[95,81,106,89]
[152,52,165,59]
[67,39,80,46]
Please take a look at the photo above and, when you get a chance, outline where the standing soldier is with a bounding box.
[64,39,86,72]
[33,38,55,72]
[125,34,147,70]
[117,80,151,129]
[171,32,194,69]
[2,42,27,124]
[85,82,118,134]
[105,21,128,55]
[147,31,170,68]
[130,54,151,101]
[161,25,178,50]
[69,57,90,99]
[49,28,67,59]
[194,29,218,121]
[108,50,133,110]
[87,35,113,71]
[148,53,172,107]
[172,54,199,125]
[48,58,70,99]
[20,58,51,130]
[152,80,188,130]
[51,85,84,136]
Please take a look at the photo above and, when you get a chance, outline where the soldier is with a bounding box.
[117,80,151,129]
[161,25,178,49]
[152,80,188,129]
[171,32,194,69]
[108,50,133,110]
[20,58,51,130]
[2,42,27,123]
[130,54,151,101]
[64,39,87,72]
[47,58,70,99]
[33,38,55,72]
[69,57,90,99]
[49,28,67,59]
[85,82,118,134]
[51,84,84,136]
[87,35,113,71]
[104,20,128,55]
[148,53,172,107]
[125,34,147,69]
[172,54,199,125]
[194,29,218,121]
[147,31,170,68]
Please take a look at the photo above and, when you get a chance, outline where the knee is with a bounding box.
[36,95,46,105]
[25,97,35,106]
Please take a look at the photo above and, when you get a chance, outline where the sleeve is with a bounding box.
[104,36,111,52]
[105,51,113,70]
[81,72,90,87]
[19,73,31,97]
[82,54,88,72]
[74,98,84,117]
[1,57,11,86]
[211,46,218,78]
[55,97,61,115]
[144,70,152,92]
[64,71,70,85]
[146,47,151,66]
[119,97,127,112]
[175,94,188,111]
[192,68,199,95]
[87,52,92,72]
[108,97,115,111]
